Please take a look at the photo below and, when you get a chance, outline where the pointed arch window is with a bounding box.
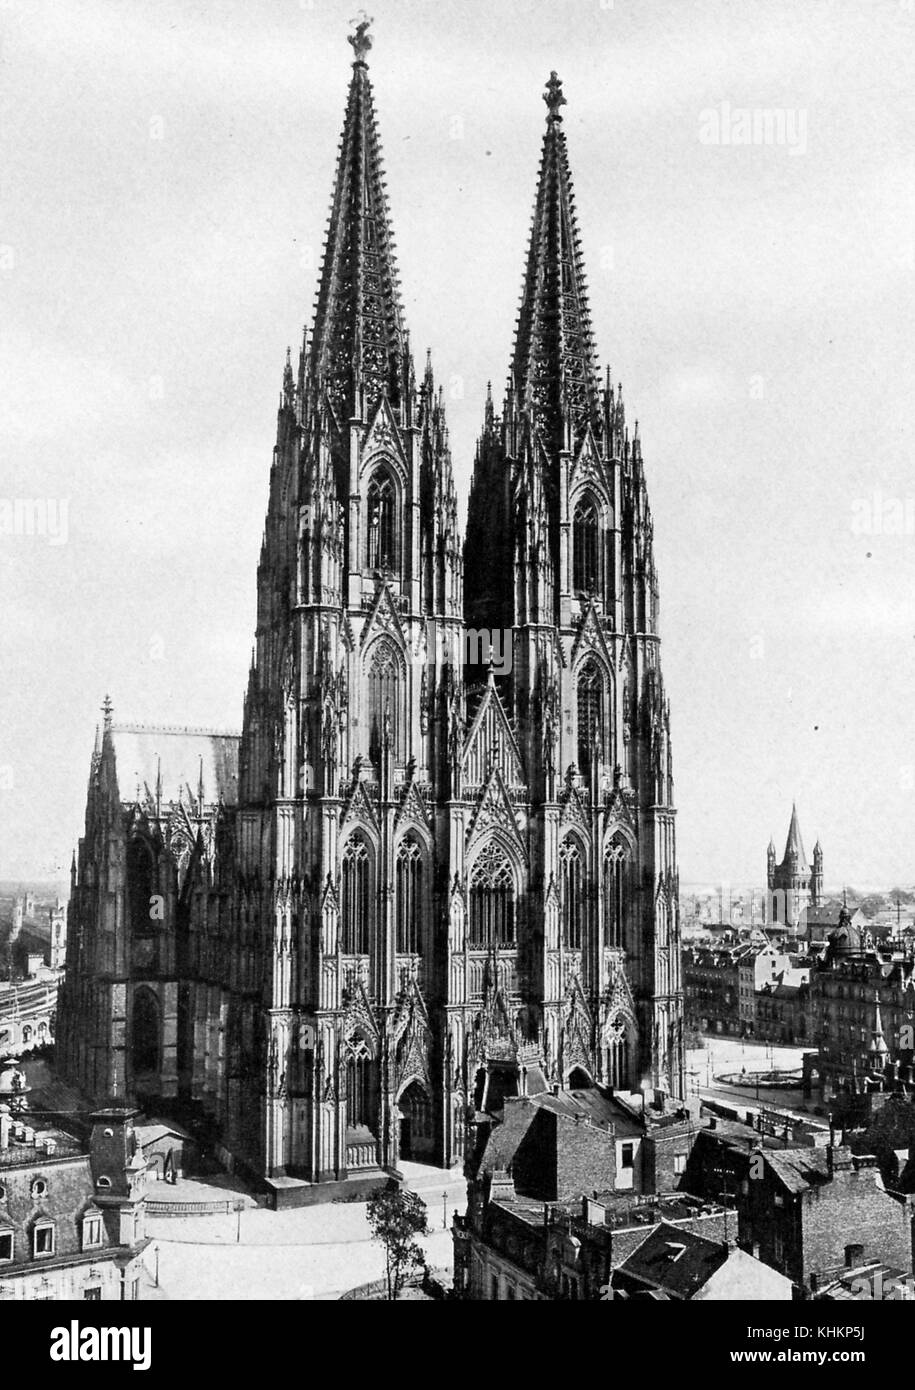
[559,839,584,950]
[577,660,605,788]
[341,836,372,956]
[367,640,404,765]
[366,469,397,571]
[603,842,627,949]
[345,1038,376,1131]
[468,842,516,949]
[396,837,423,955]
[131,987,160,1076]
[127,837,157,936]
[573,496,600,594]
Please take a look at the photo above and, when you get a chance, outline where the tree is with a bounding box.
[366,1186,430,1301]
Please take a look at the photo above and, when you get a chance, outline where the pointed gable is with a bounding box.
[569,425,611,498]
[466,768,526,859]
[394,779,431,836]
[339,780,379,837]
[571,597,614,672]
[362,395,408,473]
[462,677,525,789]
[359,579,407,652]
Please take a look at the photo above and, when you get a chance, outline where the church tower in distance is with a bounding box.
[59,26,684,1199]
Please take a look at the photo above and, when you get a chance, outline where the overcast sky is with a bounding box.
[2,0,914,889]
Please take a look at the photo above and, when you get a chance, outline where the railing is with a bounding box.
[346,1142,377,1172]
[147,1198,243,1217]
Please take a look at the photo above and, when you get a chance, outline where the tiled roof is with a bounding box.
[616,1221,727,1299]
[532,1087,641,1135]
[765,1147,830,1193]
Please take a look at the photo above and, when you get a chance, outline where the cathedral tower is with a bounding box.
[231,16,464,1186]
[465,71,684,1098]
[60,29,687,1198]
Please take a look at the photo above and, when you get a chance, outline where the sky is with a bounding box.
[1,0,914,889]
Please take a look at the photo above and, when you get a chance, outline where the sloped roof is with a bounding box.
[134,1122,194,1148]
[765,1147,830,1193]
[110,725,239,809]
[616,1221,727,1299]
[532,1087,640,1135]
[782,804,808,870]
[477,1102,539,1175]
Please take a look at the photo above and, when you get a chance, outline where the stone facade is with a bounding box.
[766,805,822,930]
[58,28,684,1196]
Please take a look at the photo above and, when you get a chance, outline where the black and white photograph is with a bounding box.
[1,0,913,1359]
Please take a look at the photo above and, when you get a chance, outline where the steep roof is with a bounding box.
[764,1147,830,1194]
[510,71,600,442]
[307,25,406,425]
[109,725,239,810]
[781,804,809,870]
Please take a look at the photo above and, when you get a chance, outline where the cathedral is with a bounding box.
[58,21,684,1200]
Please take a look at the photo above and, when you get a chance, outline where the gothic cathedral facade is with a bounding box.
[59,26,685,1196]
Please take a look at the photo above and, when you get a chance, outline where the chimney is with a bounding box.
[827,1141,853,1175]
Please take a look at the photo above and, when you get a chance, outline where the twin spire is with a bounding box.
[306,16,405,424]
[510,70,600,442]
[307,23,599,442]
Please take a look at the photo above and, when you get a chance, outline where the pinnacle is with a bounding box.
[306,41,407,422]
[508,74,601,444]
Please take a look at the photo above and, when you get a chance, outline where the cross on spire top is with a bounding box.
[348,11,373,64]
[544,71,567,120]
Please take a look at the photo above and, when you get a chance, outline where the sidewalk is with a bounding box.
[145,1161,466,1299]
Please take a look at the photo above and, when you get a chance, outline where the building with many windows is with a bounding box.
[0,1060,149,1301]
[58,21,684,1201]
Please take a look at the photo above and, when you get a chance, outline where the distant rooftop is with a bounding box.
[0,1122,82,1168]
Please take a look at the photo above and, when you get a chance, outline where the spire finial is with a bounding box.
[348,11,373,65]
[544,71,566,120]
[101,693,113,730]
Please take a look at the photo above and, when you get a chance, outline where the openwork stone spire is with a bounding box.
[510,71,600,443]
[307,16,406,424]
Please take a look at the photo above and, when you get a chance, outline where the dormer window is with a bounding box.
[33,1222,55,1257]
[82,1214,103,1250]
